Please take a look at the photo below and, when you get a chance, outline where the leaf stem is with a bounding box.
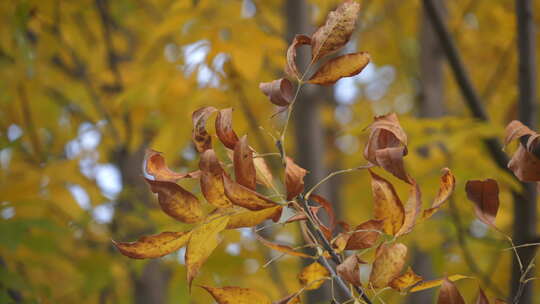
[305,164,373,199]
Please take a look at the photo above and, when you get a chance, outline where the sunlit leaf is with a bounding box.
[259,78,294,107]
[369,243,407,288]
[389,267,423,292]
[465,179,500,228]
[146,179,203,223]
[437,277,465,304]
[201,285,272,304]
[285,35,311,79]
[369,170,405,235]
[200,149,233,208]
[396,180,422,237]
[410,275,470,292]
[144,149,200,182]
[113,231,191,259]
[423,168,456,220]
[233,135,256,190]
[192,106,217,153]
[308,52,370,85]
[215,108,239,150]
[298,261,330,290]
[223,174,277,210]
[285,157,307,201]
[226,206,282,229]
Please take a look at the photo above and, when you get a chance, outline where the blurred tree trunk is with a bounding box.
[510,0,538,302]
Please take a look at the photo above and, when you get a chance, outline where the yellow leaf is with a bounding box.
[113,231,191,259]
[396,181,422,237]
[201,285,272,304]
[223,173,277,210]
[423,168,456,220]
[226,206,282,229]
[308,52,370,85]
[254,156,275,189]
[369,243,408,288]
[298,262,330,290]
[192,106,217,153]
[200,149,233,208]
[146,179,203,223]
[369,170,405,235]
[186,216,229,289]
[389,267,423,292]
[410,275,470,293]
[144,149,200,182]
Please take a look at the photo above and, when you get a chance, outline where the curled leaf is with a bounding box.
[504,120,535,145]
[465,179,500,228]
[234,136,257,190]
[259,78,294,107]
[199,149,233,208]
[336,254,364,287]
[226,206,282,229]
[369,170,405,235]
[113,231,191,259]
[254,231,313,259]
[504,120,540,181]
[311,0,361,61]
[423,168,456,220]
[298,261,330,290]
[410,275,470,293]
[396,180,422,237]
[285,35,311,79]
[389,267,423,292]
[285,157,308,200]
[215,108,239,149]
[201,285,272,304]
[192,106,217,153]
[223,174,277,210]
[308,52,370,85]
[146,179,203,223]
[144,149,200,182]
[186,216,229,289]
[437,277,465,304]
[369,243,408,288]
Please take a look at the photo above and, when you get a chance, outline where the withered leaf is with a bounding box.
[285,157,308,200]
[504,120,540,181]
[226,206,282,229]
[308,52,370,85]
[336,254,364,287]
[437,277,465,304]
[410,275,469,293]
[310,194,336,229]
[192,106,217,153]
[234,136,257,190]
[113,231,191,259]
[375,146,411,184]
[215,108,239,150]
[144,149,201,182]
[199,149,233,208]
[255,231,313,259]
[395,180,422,237]
[389,267,423,292]
[369,170,405,235]
[223,173,277,210]
[201,285,272,304]
[423,168,456,220]
[146,179,203,223]
[504,120,535,145]
[369,243,408,288]
[186,216,229,290]
[476,288,490,304]
[465,179,500,228]
[344,219,383,250]
[285,35,311,79]
[311,0,361,61]
[259,78,294,107]
[298,261,330,290]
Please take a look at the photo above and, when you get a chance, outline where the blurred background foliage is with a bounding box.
[0,0,538,303]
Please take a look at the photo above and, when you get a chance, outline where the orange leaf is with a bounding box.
[389,267,423,292]
[201,285,272,304]
[504,120,540,181]
[423,168,456,220]
[259,78,294,107]
[234,136,257,190]
[311,0,361,61]
[437,277,465,304]
[113,231,191,259]
[144,149,201,182]
[215,108,239,150]
[369,170,405,235]
[310,194,336,229]
[223,173,277,210]
[146,179,203,223]
[285,157,307,200]
[336,254,364,287]
[369,243,407,288]
[254,232,313,259]
[476,287,490,304]
[186,216,229,290]
[285,35,311,79]
[199,149,233,208]
[308,52,370,85]
[396,180,422,237]
[410,275,470,293]
[298,261,330,290]
[465,179,500,228]
[344,219,383,250]
[192,106,217,153]
[226,206,282,229]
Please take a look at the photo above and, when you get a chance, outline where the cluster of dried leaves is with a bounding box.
[113,1,540,303]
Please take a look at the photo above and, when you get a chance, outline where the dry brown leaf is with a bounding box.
[285,35,311,79]
[192,106,217,153]
[259,78,294,107]
[144,149,201,182]
[336,254,364,287]
[215,108,239,150]
[437,277,465,304]
[476,287,490,304]
[423,168,456,220]
[395,180,422,237]
[113,231,191,259]
[254,231,313,258]
[308,52,370,85]
[504,120,540,181]
[375,146,411,184]
[344,219,383,250]
[223,173,277,210]
[389,267,423,292]
[369,170,405,235]
[298,261,330,290]
[410,275,469,293]
[146,179,203,223]
[310,194,336,229]
[465,179,500,228]
[254,156,275,189]
[201,285,272,304]
[285,157,308,200]
[311,0,361,61]
[186,216,229,290]
[200,149,233,208]
[226,206,282,229]
[233,136,257,190]
[504,120,535,145]
[369,243,408,288]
